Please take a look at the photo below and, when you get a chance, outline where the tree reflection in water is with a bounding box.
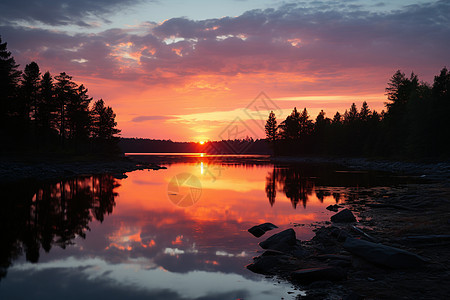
[0,175,119,279]
[265,166,315,208]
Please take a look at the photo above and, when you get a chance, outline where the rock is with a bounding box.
[344,293,364,300]
[248,222,278,237]
[343,237,427,269]
[326,204,342,212]
[260,249,285,256]
[246,253,300,275]
[291,267,347,283]
[259,228,297,252]
[401,234,450,242]
[331,209,356,223]
[315,254,351,261]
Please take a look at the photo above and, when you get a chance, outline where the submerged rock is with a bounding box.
[259,228,297,252]
[343,237,427,269]
[248,222,278,238]
[291,267,347,283]
[331,209,357,223]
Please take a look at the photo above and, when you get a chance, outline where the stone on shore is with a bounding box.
[331,209,357,223]
[246,253,300,275]
[259,228,297,252]
[291,267,347,283]
[343,237,427,269]
[248,222,278,238]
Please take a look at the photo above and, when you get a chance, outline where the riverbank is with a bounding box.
[0,154,166,182]
[246,164,450,299]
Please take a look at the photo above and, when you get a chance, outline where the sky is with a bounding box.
[1,0,449,141]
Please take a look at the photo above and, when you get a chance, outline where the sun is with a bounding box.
[199,140,205,145]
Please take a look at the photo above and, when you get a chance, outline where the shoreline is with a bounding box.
[1,153,450,183]
[270,156,450,180]
[245,165,450,299]
[0,154,166,182]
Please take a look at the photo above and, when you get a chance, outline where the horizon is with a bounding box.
[1,0,448,141]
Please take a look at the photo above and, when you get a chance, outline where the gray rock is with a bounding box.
[331,209,357,223]
[259,228,296,252]
[246,253,299,275]
[343,237,427,269]
[291,267,347,283]
[248,222,278,237]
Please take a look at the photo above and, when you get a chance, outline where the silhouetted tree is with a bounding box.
[265,111,277,153]
[0,36,21,125]
[344,103,359,124]
[54,72,77,144]
[66,84,92,143]
[91,99,121,152]
[279,107,301,140]
[21,62,41,122]
[265,111,277,143]
[36,71,58,134]
[359,101,371,122]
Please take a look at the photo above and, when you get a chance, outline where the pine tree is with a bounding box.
[91,99,120,140]
[332,111,342,125]
[0,36,21,122]
[21,62,41,122]
[359,101,371,122]
[37,71,58,131]
[265,111,277,143]
[66,84,92,141]
[54,72,77,142]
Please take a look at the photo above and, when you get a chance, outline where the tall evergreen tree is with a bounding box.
[91,99,120,141]
[66,84,92,141]
[21,62,41,122]
[265,111,278,143]
[54,72,77,143]
[0,36,21,122]
[359,101,371,122]
[37,71,58,132]
[279,107,301,140]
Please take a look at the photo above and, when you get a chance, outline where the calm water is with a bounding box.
[0,154,415,299]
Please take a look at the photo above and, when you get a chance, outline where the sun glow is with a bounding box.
[199,141,205,145]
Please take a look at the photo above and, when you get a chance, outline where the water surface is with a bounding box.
[0,154,414,299]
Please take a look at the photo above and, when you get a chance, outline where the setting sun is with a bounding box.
[199,141,205,145]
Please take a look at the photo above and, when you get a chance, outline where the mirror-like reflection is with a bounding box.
[0,155,423,299]
[0,175,119,279]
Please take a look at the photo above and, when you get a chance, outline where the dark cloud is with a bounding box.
[1,0,449,86]
[0,0,148,27]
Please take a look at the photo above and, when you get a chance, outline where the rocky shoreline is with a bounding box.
[246,177,450,299]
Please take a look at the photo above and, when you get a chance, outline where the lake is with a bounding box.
[0,154,415,299]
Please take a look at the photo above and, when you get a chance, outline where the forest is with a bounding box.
[265,68,450,159]
[0,37,120,154]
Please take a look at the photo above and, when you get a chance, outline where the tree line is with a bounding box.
[265,67,450,159]
[0,37,120,154]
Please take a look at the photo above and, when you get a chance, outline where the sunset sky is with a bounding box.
[1,0,449,141]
